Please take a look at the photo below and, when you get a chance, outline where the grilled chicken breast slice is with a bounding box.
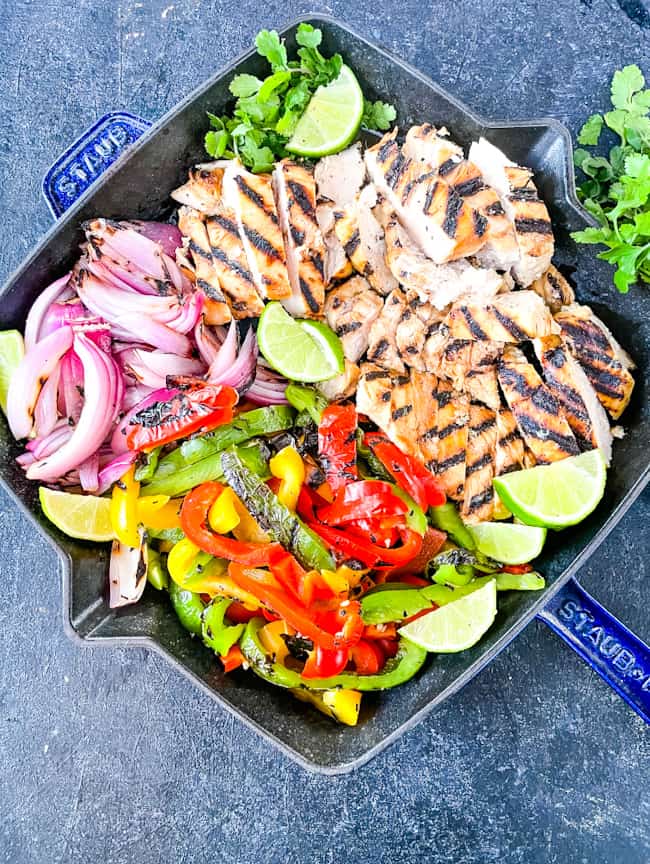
[402,124,464,173]
[333,185,398,295]
[395,304,429,371]
[356,363,394,433]
[445,290,554,342]
[410,369,440,471]
[495,407,526,476]
[554,304,635,420]
[316,203,353,284]
[204,208,264,319]
[534,335,613,464]
[497,346,580,463]
[316,359,360,402]
[530,265,575,313]
[469,138,554,286]
[424,337,503,410]
[383,217,506,309]
[222,161,291,300]
[324,276,383,363]
[272,159,325,318]
[171,162,228,214]
[365,130,486,264]
[314,143,366,207]
[367,289,407,373]
[462,404,497,523]
[433,378,469,501]
[385,372,419,456]
[177,206,232,326]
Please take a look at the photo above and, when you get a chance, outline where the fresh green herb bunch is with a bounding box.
[205,23,396,173]
[572,64,650,293]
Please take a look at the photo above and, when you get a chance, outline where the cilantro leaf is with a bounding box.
[229,74,262,98]
[611,65,645,111]
[578,114,603,146]
[362,99,397,131]
[205,129,229,159]
[296,23,323,50]
[255,30,288,71]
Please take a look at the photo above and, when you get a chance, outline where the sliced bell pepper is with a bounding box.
[316,480,408,525]
[308,522,423,569]
[259,619,293,664]
[167,538,202,586]
[269,445,305,511]
[221,644,245,673]
[169,580,205,635]
[318,403,357,493]
[126,383,237,451]
[137,495,182,532]
[290,687,362,726]
[180,481,284,565]
[110,466,140,548]
[361,584,435,624]
[364,432,445,510]
[350,639,384,674]
[208,487,241,534]
[146,547,168,591]
[302,645,349,679]
[226,600,262,623]
[388,526,447,578]
[201,598,244,656]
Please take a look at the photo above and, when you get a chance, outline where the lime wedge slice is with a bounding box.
[493,450,607,530]
[467,522,547,565]
[0,330,25,415]
[286,65,364,158]
[399,579,497,653]
[39,487,114,542]
[257,302,344,382]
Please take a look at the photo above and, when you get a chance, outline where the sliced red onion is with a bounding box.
[194,319,226,365]
[126,349,205,389]
[26,333,122,481]
[122,383,156,412]
[16,451,36,467]
[7,325,73,440]
[111,386,177,454]
[24,273,73,351]
[97,451,137,495]
[27,422,73,459]
[128,221,183,257]
[34,360,61,437]
[72,319,112,353]
[246,377,289,405]
[39,300,86,341]
[206,320,238,380]
[109,532,148,608]
[208,326,257,394]
[79,452,100,493]
[59,351,84,423]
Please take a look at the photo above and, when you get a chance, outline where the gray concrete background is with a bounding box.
[0,1,648,862]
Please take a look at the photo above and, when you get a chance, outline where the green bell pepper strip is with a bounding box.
[169,580,205,635]
[392,486,427,535]
[429,502,476,550]
[431,563,474,587]
[147,526,184,544]
[240,618,428,691]
[201,598,244,656]
[285,384,327,425]
[143,440,270,498]
[146,547,168,591]
[361,583,434,624]
[135,447,161,482]
[220,447,335,572]
[356,430,394,483]
[429,547,501,574]
[495,571,545,591]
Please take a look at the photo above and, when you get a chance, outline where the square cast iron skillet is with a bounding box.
[2,15,649,774]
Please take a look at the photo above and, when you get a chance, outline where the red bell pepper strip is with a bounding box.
[346,516,402,548]
[301,645,349,679]
[225,601,260,624]
[127,384,237,451]
[350,639,384,674]
[388,573,431,587]
[308,522,423,569]
[363,623,398,640]
[221,644,245,673]
[376,638,399,660]
[502,563,534,574]
[180,482,284,565]
[318,404,357,493]
[364,432,446,510]
[316,480,408,525]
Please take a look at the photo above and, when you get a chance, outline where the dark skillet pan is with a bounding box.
[2,15,649,774]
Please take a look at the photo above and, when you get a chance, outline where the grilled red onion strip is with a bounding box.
[109,530,148,609]
[97,451,138,495]
[24,273,73,351]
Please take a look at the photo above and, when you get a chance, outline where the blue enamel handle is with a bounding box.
[538,578,650,724]
[42,111,151,218]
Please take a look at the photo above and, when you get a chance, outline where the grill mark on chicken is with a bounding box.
[466,488,494,510]
[299,277,320,314]
[392,405,412,421]
[510,187,539,201]
[210,213,239,238]
[288,180,315,218]
[364,369,389,381]
[235,175,279,225]
[188,239,211,260]
[514,217,553,235]
[369,339,389,359]
[209,245,256,285]
[473,210,488,237]
[438,158,457,176]
[486,201,505,216]
[461,307,489,340]
[438,420,467,439]
[436,451,465,472]
[385,152,409,188]
[290,226,305,246]
[196,278,226,302]
[243,226,282,260]
[454,177,486,197]
[492,308,528,341]
[344,230,361,257]
[378,138,396,163]
[515,412,580,454]
[423,181,439,214]
[336,321,363,335]
[442,193,463,237]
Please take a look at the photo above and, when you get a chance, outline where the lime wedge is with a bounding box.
[0,330,25,415]
[399,579,497,653]
[257,302,344,382]
[493,450,607,530]
[467,522,547,565]
[286,65,364,158]
[39,487,114,542]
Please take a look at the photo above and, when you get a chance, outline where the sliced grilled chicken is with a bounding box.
[222,161,291,299]
[445,290,554,342]
[424,337,503,410]
[495,407,526,476]
[272,159,325,317]
[383,217,505,309]
[434,378,469,501]
[316,202,353,284]
[469,138,554,286]
[395,304,429,371]
[555,304,635,420]
[356,363,394,432]
[497,345,580,463]
[530,264,575,312]
[314,143,366,207]
[171,162,227,214]
[333,185,398,295]
[410,369,440,470]
[534,335,612,464]
[367,289,407,373]
[402,124,464,173]
[316,359,360,402]
[204,209,264,319]
[324,276,383,363]
[462,404,497,523]
[385,372,418,455]
[365,130,486,264]
[177,206,232,325]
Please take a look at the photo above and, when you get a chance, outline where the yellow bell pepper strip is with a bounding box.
[208,487,241,534]
[269,445,305,511]
[183,557,263,607]
[291,688,362,726]
[259,619,294,665]
[167,538,201,586]
[110,466,140,548]
[137,495,182,532]
[231,493,270,544]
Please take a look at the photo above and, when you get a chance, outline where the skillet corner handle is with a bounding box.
[537,577,650,724]
[42,111,152,219]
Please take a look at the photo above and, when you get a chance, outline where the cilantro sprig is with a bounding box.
[572,64,650,293]
[205,23,397,172]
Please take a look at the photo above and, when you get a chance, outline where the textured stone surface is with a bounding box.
[0,1,649,862]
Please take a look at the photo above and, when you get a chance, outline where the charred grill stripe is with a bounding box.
[544,347,567,369]
[509,187,539,201]
[392,405,413,421]
[473,210,488,237]
[344,230,361,257]
[436,451,466,472]
[385,152,409,189]
[545,376,589,415]
[188,239,211,260]
[364,368,390,381]
[395,375,410,386]
[442,192,463,238]
[472,416,497,435]
[287,180,315,219]
[438,158,458,176]
[299,277,320,314]
[210,246,256,285]
[381,391,392,402]
[423,181,439,215]
[498,365,534,397]
[516,412,579,453]
[310,251,324,278]
[466,488,494,511]
[337,321,362,336]
[235,176,279,225]
[514,217,553,235]
[530,386,561,413]
[558,321,612,354]
[435,389,453,408]
[498,428,520,448]
[460,307,489,340]
[466,452,493,475]
[577,361,626,400]
[421,426,437,441]
[369,339,388,358]
[438,420,467,440]
[492,308,528,341]
[290,226,305,246]
[243,226,282,260]
[196,278,226,303]
[485,201,505,216]
[209,214,240,238]
[454,177,486,198]
[378,139,397,163]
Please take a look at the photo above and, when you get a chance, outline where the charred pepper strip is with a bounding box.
[169,580,205,635]
[364,432,446,510]
[318,404,358,494]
